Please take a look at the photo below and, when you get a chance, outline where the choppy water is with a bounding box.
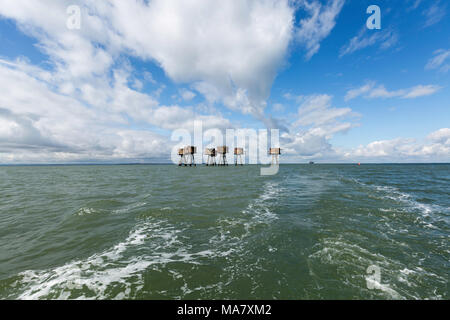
[0,164,448,300]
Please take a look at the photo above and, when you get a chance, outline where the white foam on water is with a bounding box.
[210,181,281,249]
[204,181,283,290]
[308,237,446,300]
[14,204,264,300]
[75,207,100,216]
[244,181,281,222]
[14,218,217,300]
[308,239,405,299]
[365,278,403,299]
[15,221,152,299]
[366,184,449,230]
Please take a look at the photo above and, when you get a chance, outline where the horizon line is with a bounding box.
[0,162,449,167]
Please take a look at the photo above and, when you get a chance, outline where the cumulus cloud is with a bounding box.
[0,0,317,150]
[343,128,450,162]
[427,128,450,144]
[0,56,231,163]
[179,89,196,102]
[0,0,445,164]
[279,96,450,163]
[1,0,296,162]
[101,0,294,118]
[0,108,65,152]
[345,82,441,101]
[294,94,353,128]
[0,0,296,117]
[281,94,358,160]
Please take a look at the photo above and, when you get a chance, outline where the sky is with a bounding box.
[0,0,448,164]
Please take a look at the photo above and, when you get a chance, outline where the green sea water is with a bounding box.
[0,164,448,300]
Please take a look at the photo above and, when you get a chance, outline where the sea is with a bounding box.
[0,164,448,299]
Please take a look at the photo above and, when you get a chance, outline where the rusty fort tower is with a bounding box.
[178,148,185,166]
[234,148,244,166]
[205,148,217,166]
[269,148,281,165]
[216,146,229,166]
[179,146,197,166]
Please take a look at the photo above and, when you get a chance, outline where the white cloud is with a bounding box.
[272,103,285,112]
[422,1,446,28]
[295,0,345,60]
[427,128,450,144]
[0,108,63,152]
[294,94,353,128]
[143,72,157,85]
[179,89,196,102]
[105,0,294,118]
[0,1,445,164]
[351,138,416,158]
[112,130,171,160]
[0,0,296,162]
[344,82,375,101]
[339,28,398,57]
[409,0,423,10]
[343,128,450,162]
[426,49,450,73]
[402,85,442,99]
[345,82,441,101]
[281,131,333,157]
[0,0,296,120]
[0,56,232,163]
[279,96,449,162]
[0,0,344,127]
[281,94,358,159]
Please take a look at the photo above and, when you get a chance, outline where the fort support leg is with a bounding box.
[271,154,279,165]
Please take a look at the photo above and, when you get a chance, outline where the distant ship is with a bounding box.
[309,161,315,165]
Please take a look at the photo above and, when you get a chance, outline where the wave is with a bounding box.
[74,201,148,216]
[10,181,283,300]
[75,207,101,216]
[210,181,281,246]
[308,237,446,300]
[344,178,449,231]
[12,218,203,299]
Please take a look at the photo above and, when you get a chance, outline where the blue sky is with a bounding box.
[0,0,448,163]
